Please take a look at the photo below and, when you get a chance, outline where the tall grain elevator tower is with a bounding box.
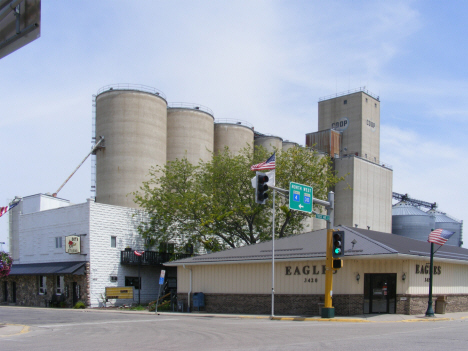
[307,88,393,233]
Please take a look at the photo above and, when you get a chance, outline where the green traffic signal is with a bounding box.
[332,231,345,258]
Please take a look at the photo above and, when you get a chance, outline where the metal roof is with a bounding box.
[427,209,461,224]
[392,201,430,216]
[165,226,468,266]
[9,261,87,275]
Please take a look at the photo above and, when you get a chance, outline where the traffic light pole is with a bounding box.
[322,191,335,318]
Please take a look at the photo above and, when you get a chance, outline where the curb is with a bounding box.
[270,317,370,323]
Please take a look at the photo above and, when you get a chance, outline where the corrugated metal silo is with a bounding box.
[214,120,254,156]
[95,84,167,208]
[282,141,299,152]
[167,103,214,164]
[392,201,436,242]
[254,135,283,154]
[427,209,463,247]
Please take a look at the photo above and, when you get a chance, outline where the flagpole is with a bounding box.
[425,242,435,317]
[271,189,275,318]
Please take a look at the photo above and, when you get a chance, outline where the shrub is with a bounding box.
[0,251,12,278]
[73,301,86,309]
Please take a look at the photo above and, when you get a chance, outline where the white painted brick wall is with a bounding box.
[15,196,163,308]
[88,201,162,307]
[18,201,90,264]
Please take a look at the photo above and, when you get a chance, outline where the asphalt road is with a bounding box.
[1,307,468,351]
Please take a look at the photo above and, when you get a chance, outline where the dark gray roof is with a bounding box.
[9,261,87,275]
[165,226,468,266]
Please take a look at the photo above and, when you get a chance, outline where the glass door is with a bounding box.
[364,273,396,314]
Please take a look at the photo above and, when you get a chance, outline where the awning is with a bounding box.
[9,261,87,276]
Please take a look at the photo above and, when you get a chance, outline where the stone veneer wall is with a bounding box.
[177,293,468,316]
[177,294,363,316]
[0,269,88,308]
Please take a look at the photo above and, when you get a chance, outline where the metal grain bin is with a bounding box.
[392,202,436,242]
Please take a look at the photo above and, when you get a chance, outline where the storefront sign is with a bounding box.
[415,264,442,282]
[415,264,442,275]
[105,287,134,299]
[285,264,337,282]
[65,235,81,254]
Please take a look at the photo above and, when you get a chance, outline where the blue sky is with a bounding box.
[1,0,467,250]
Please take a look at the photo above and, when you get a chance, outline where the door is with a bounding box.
[364,273,396,314]
[72,282,79,306]
[3,281,7,302]
[12,282,16,303]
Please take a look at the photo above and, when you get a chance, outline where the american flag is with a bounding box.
[428,229,455,246]
[0,202,18,218]
[250,153,276,171]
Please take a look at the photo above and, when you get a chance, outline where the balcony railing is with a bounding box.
[120,250,194,266]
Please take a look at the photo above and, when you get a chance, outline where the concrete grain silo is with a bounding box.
[214,120,254,156]
[254,135,283,154]
[95,84,167,208]
[167,103,214,165]
[427,209,463,247]
[392,201,436,242]
[282,141,299,152]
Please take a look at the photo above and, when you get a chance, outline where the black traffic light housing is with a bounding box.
[332,258,343,269]
[332,230,345,258]
[256,172,269,204]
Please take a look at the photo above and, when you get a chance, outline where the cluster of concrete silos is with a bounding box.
[392,201,463,247]
[95,85,261,208]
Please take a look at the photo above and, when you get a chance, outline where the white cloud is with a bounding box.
[382,125,467,223]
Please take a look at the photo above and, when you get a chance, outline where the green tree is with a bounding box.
[134,145,344,252]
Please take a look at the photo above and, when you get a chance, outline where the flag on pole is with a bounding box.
[428,229,455,246]
[0,202,20,218]
[250,152,276,171]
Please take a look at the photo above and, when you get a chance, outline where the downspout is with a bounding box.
[183,264,192,312]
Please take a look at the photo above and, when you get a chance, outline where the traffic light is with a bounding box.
[256,172,269,204]
[332,258,343,269]
[332,230,345,258]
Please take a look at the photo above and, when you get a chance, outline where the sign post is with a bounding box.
[155,270,165,314]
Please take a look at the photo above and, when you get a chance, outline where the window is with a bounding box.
[39,275,47,295]
[125,276,140,290]
[55,236,62,249]
[343,99,347,105]
[110,276,118,282]
[56,276,64,295]
[111,236,117,248]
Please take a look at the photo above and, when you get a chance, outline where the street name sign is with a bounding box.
[315,213,330,221]
[289,182,313,213]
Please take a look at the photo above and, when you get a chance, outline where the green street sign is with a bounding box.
[289,182,313,213]
[315,213,330,221]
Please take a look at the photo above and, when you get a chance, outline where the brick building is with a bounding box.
[168,226,468,316]
[0,193,175,308]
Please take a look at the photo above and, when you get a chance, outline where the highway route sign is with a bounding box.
[289,182,313,213]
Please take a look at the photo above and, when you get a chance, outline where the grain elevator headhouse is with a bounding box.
[307,88,392,233]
